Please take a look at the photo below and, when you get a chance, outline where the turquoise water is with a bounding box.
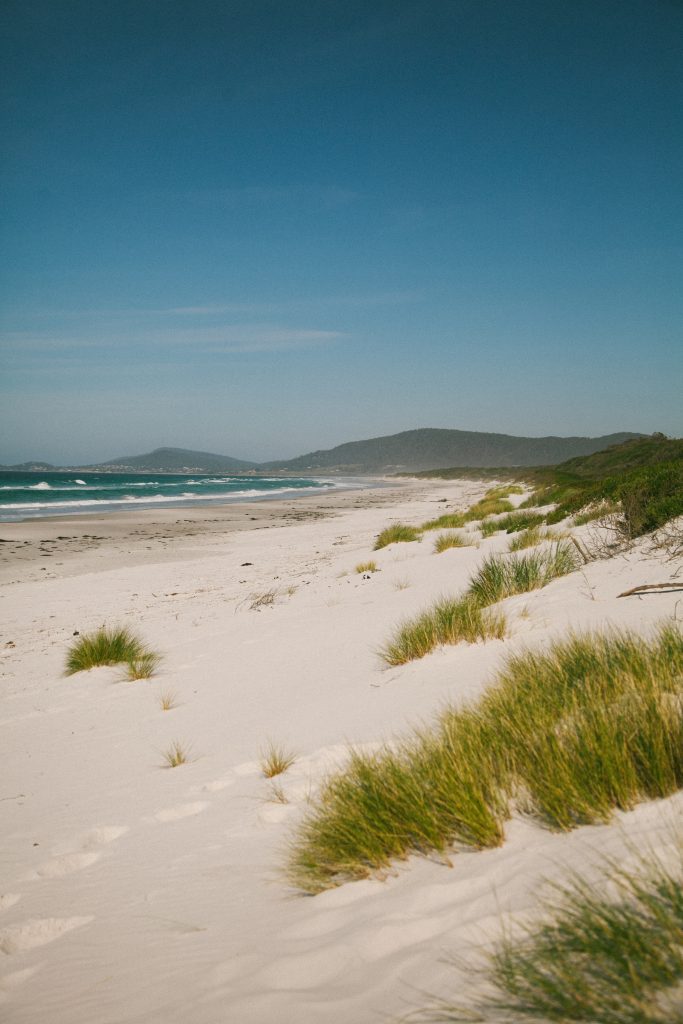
[0,471,342,521]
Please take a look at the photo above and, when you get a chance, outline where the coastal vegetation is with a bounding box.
[161,739,191,768]
[288,624,683,893]
[467,545,578,606]
[433,532,472,553]
[374,523,422,549]
[430,848,683,1024]
[355,560,378,573]
[65,626,159,677]
[260,741,297,778]
[381,595,506,667]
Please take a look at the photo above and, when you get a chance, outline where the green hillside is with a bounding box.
[99,447,259,472]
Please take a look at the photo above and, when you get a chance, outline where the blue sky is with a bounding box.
[1,0,681,464]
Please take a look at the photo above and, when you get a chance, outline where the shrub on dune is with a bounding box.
[496,511,546,533]
[374,524,421,549]
[65,626,158,677]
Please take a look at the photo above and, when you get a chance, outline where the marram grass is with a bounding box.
[380,595,507,667]
[422,513,468,531]
[374,523,422,549]
[65,626,158,677]
[429,847,683,1024]
[355,560,378,574]
[288,624,683,893]
[467,543,579,606]
[433,532,472,553]
[260,741,297,778]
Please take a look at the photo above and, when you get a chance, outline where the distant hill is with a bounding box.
[263,429,643,474]
[553,434,683,480]
[98,447,259,473]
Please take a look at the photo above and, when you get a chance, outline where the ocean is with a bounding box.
[0,470,348,522]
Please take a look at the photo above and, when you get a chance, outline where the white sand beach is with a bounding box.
[1,479,681,1023]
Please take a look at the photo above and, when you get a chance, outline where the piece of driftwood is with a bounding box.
[617,582,683,598]
[569,535,591,564]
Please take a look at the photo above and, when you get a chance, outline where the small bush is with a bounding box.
[355,560,378,574]
[617,461,683,538]
[467,544,579,606]
[65,626,157,676]
[573,500,620,525]
[374,523,422,549]
[422,513,467,531]
[433,532,471,553]
[260,741,297,778]
[380,595,506,666]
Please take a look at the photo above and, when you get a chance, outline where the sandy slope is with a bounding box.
[1,480,681,1023]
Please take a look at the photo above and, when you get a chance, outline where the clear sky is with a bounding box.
[1,0,681,464]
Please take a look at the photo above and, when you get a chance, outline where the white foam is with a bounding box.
[29,481,51,490]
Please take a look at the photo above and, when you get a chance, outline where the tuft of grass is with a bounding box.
[380,595,507,666]
[126,651,160,680]
[486,484,525,498]
[393,577,411,591]
[267,781,289,804]
[433,532,472,554]
[288,624,683,893]
[65,626,157,676]
[249,589,277,610]
[496,511,547,534]
[158,689,178,711]
[161,739,191,768]
[467,497,514,520]
[480,518,502,537]
[431,847,683,1024]
[374,523,422,549]
[508,526,557,551]
[355,560,378,574]
[422,513,467,531]
[467,543,579,606]
[260,741,297,778]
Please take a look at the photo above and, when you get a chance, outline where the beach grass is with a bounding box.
[158,689,178,711]
[433,532,472,554]
[249,589,277,609]
[161,739,191,768]
[126,651,160,680]
[430,847,683,1023]
[288,625,683,893]
[466,544,579,606]
[260,741,297,778]
[496,511,547,533]
[380,595,507,666]
[65,626,158,676]
[466,497,515,519]
[573,500,620,525]
[355,560,378,574]
[374,524,422,549]
[421,513,468,531]
[507,526,556,551]
[480,518,503,537]
[485,484,525,498]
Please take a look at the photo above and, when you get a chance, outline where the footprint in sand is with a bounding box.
[0,966,39,1003]
[0,916,94,955]
[154,801,209,823]
[201,776,235,793]
[25,826,129,881]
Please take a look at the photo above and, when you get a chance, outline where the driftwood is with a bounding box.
[617,582,683,598]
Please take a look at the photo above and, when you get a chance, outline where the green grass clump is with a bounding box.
[508,526,554,551]
[381,595,506,666]
[65,626,158,677]
[161,739,191,768]
[288,625,683,893]
[480,518,503,537]
[374,523,422,549]
[355,560,378,573]
[497,511,546,533]
[467,544,579,606]
[430,848,683,1024]
[485,485,525,498]
[467,497,514,519]
[433,532,472,554]
[421,513,467,531]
